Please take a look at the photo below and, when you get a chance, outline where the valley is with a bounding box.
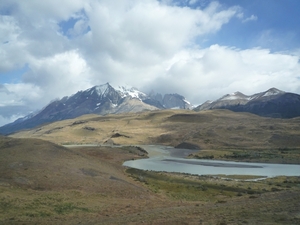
[1,109,300,224]
[1,137,300,224]
[11,109,300,164]
[2,1,300,224]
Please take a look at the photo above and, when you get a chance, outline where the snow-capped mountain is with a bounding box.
[195,88,300,118]
[0,83,192,135]
[115,85,148,100]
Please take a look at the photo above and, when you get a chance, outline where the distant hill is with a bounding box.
[194,88,300,118]
[10,109,300,157]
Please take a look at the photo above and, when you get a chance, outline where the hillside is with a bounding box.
[10,109,300,164]
[1,136,300,224]
[11,109,300,149]
[0,136,148,192]
[0,136,157,223]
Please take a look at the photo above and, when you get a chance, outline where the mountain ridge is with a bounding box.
[2,85,300,135]
[0,83,192,135]
[195,87,300,118]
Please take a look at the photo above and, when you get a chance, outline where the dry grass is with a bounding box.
[3,109,300,223]
[0,136,300,224]
[11,109,300,163]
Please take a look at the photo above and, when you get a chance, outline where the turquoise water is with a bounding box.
[123,145,300,177]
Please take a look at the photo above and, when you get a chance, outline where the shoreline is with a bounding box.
[162,158,263,168]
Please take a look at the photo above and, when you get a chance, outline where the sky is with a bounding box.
[1,0,300,126]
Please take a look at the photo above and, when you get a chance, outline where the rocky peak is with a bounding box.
[249,88,285,101]
[115,85,147,100]
[0,83,193,134]
[262,87,285,97]
[219,91,248,101]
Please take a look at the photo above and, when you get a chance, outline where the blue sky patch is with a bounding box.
[0,64,29,84]
[58,10,91,39]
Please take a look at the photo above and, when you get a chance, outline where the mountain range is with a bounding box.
[195,87,300,118]
[1,85,300,135]
[0,83,192,135]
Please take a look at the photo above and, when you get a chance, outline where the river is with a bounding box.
[123,145,300,178]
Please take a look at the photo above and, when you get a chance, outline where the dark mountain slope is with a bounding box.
[0,83,192,135]
[195,88,300,118]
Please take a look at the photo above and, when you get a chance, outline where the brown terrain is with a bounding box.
[1,109,300,224]
[11,109,300,163]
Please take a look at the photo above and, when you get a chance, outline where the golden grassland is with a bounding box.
[2,109,300,224]
[11,109,300,164]
[0,136,300,224]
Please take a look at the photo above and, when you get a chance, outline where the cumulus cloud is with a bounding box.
[0,15,27,73]
[1,0,87,22]
[22,50,93,101]
[145,45,300,104]
[79,0,240,87]
[0,83,40,125]
[0,0,299,126]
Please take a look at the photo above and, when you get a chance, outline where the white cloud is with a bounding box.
[0,15,28,72]
[1,0,87,22]
[0,15,20,44]
[80,1,240,87]
[1,83,42,107]
[0,0,300,126]
[0,114,26,127]
[22,50,93,105]
[145,45,300,104]
[0,83,40,125]
[242,14,257,23]
[0,49,93,127]
[84,1,238,59]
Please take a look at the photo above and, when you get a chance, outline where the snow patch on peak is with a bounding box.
[220,91,248,101]
[115,85,147,100]
[262,88,284,97]
[94,83,110,96]
[183,99,191,105]
[215,87,285,103]
[86,83,110,96]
